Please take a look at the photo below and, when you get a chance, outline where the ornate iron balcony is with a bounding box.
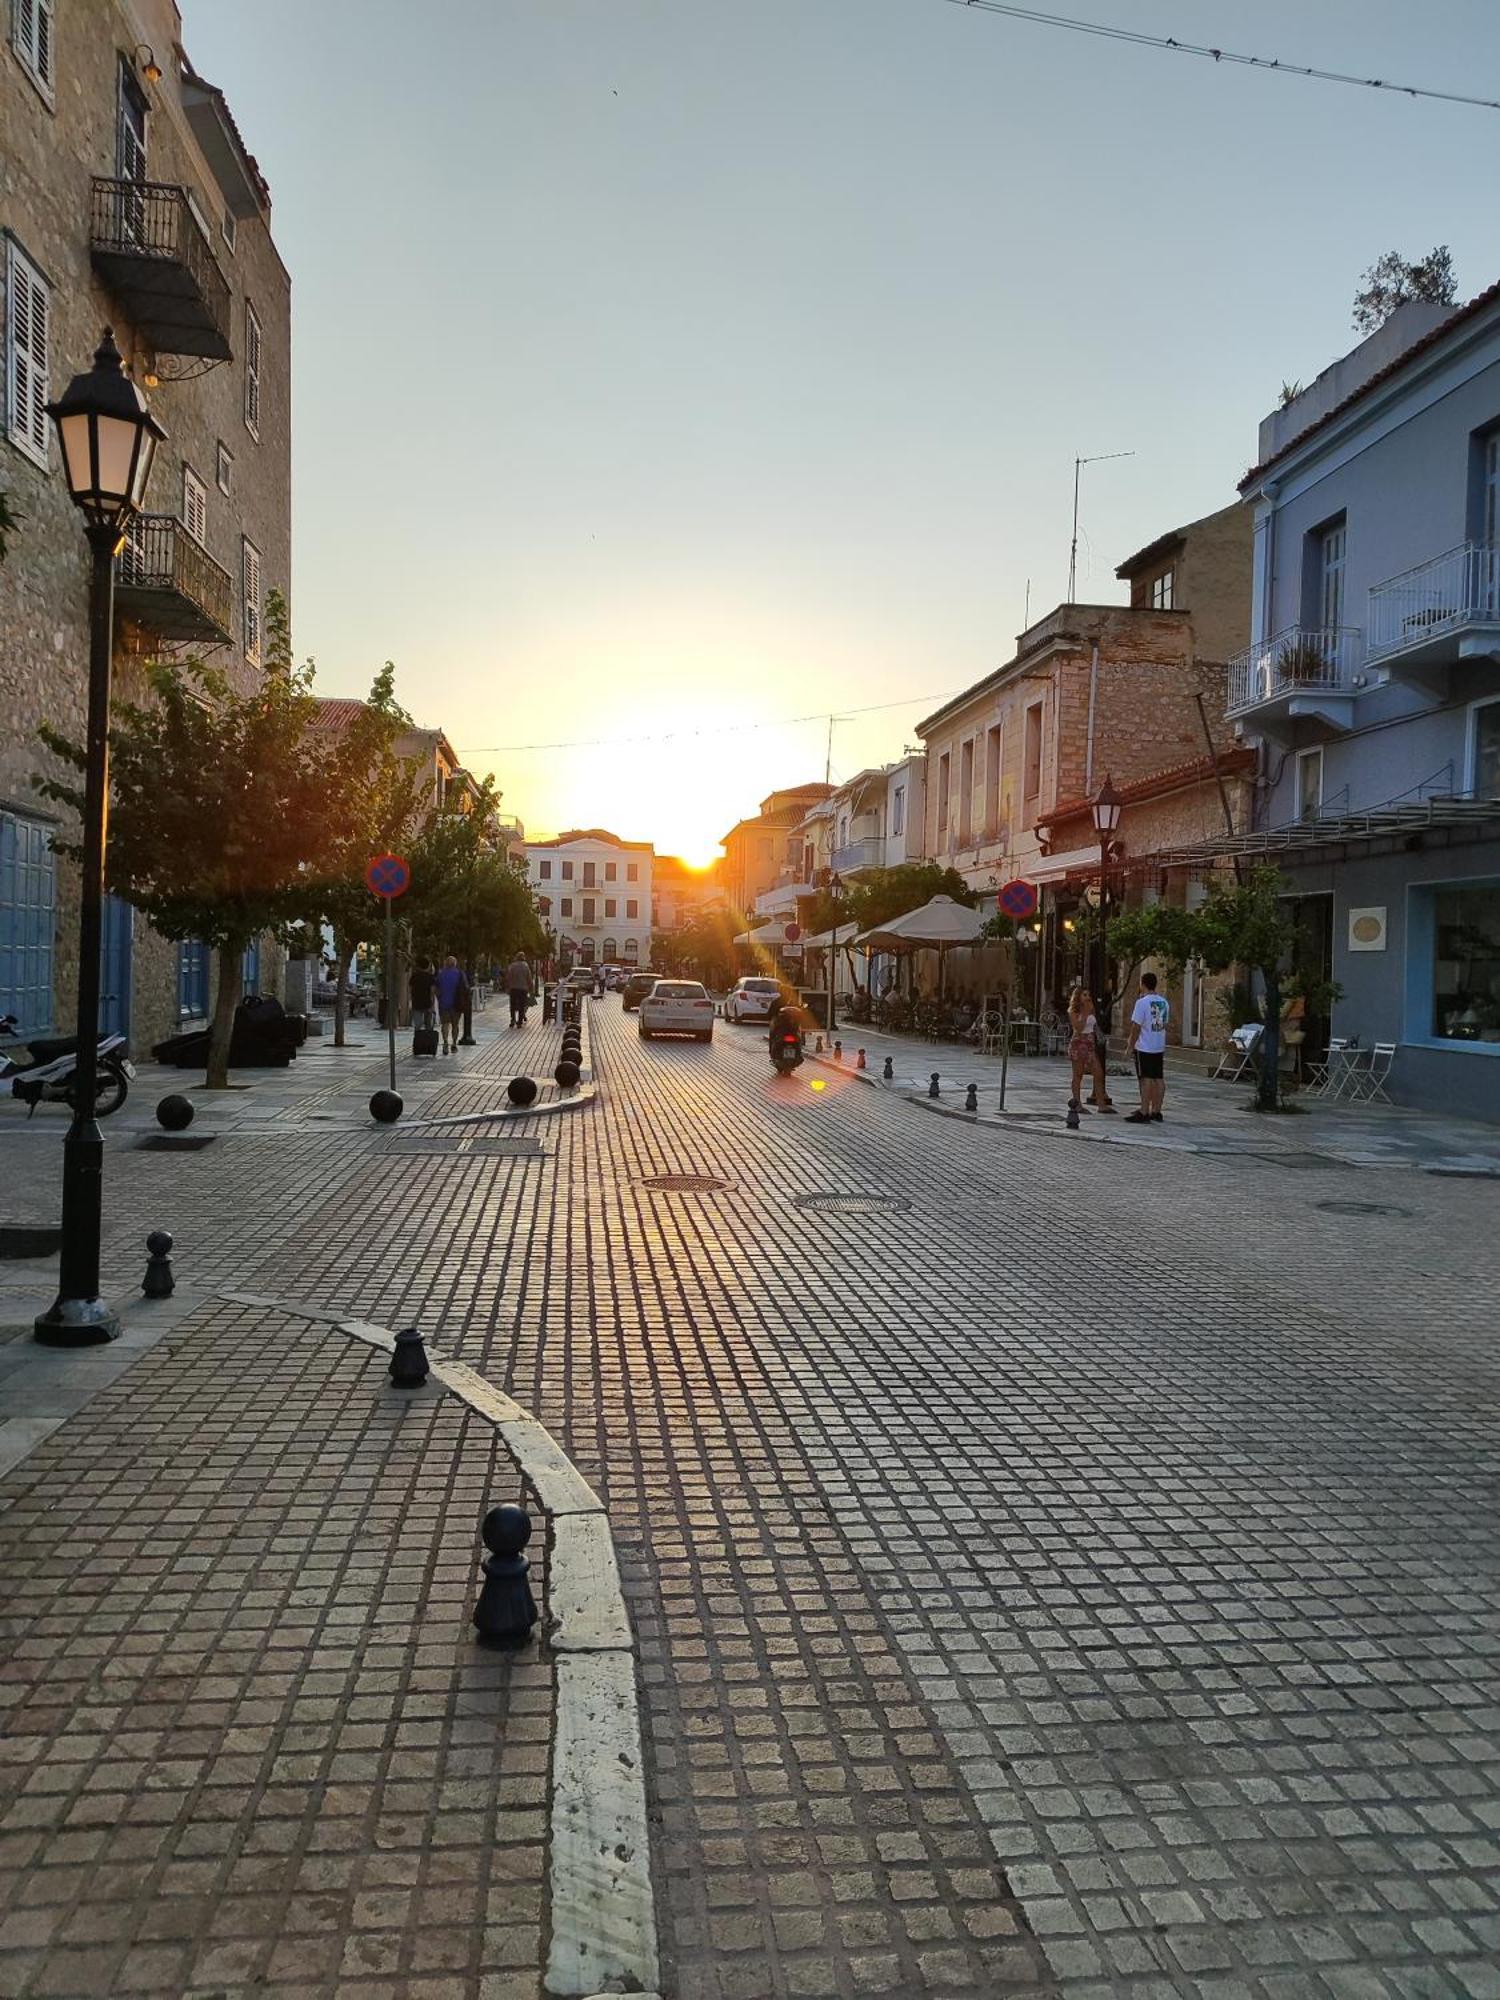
[116,516,234,647]
[90,178,233,360]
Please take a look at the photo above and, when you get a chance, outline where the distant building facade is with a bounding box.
[1,3,289,1050]
[523,830,654,968]
[718,783,833,915]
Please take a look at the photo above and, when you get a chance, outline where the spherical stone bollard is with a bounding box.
[155,1093,194,1132]
[882,1056,894,1083]
[965,1082,979,1114]
[554,1058,582,1088]
[389,1326,429,1387]
[142,1230,174,1299]
[370,1089,403,1124]
[856,1049,866,1070]
[561,1037,582,1059]
[929,1072,940,1098]
[507,1075,538,1107]
[472,1503,538,1647]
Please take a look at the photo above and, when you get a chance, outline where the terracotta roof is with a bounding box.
[309,697,368,733]
[1240,279,1500,489]
[1036,748,1257,832]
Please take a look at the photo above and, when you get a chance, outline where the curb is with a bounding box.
[221,1291,658,2000]
[404,1000,599,1131]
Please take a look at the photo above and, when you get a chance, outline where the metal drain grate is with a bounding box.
[136,1134,217,1151]
[1315,1199,1413,1217]
[795,1191,911,1216]
[639,1174,730,1193]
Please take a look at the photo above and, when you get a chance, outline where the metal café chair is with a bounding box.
[1343,1040,1396,1106]
[1302,1035,1348,1097]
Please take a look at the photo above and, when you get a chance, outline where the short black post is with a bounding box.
[965,1082,978,1113]
[856,1048,866,1070]
[929,1072,940,1098]
[142,1230,174,1299]
[1066,1098,1081,1130]
[389,1325,429,1386]
[473,1503,538,1647]
[833,1040,843,1063]
[814,1035,824,1053]
[882,1056,893,1082]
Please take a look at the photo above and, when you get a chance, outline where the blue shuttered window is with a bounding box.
[0,811,56,1033]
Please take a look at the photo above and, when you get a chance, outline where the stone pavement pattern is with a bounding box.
[5,997,1500,1996]
[0,1299,550,2000]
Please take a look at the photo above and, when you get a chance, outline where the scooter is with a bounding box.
[770,1026,805,1075]
[0,1016,134,1117]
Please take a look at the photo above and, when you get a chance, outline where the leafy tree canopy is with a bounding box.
[1351,245,1456,335]
[403,780,546,967]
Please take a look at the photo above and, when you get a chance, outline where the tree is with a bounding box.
[404,780,546,976]
[655,908,743,988]
[39,594,371,1087]
[1107,867,1297,1111]
[843,863,975,933]
[1351,246,1456,335]
[305,666,430,1047]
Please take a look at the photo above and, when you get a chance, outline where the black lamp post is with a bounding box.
[36,329,165,1346]
[1091,772,1122,1021]
[823,870,843,1034]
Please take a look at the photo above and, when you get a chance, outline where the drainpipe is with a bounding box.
[1085,642,1100,793]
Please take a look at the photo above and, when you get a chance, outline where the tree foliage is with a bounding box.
[403,780,545,969]
[840,863,976,933]
[654,907,743,988]
[1351,245,1456,335]
[1107,867,1298,1110]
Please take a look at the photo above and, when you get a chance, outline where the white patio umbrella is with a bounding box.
[733,922,782,946]
[855,894,987,997]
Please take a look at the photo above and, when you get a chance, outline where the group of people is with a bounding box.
[1067,971,1171,1124]
[409,955,471,1056]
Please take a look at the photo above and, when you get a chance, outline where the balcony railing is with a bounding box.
[116,516,234,646]
[830,836,884,873]
[1226,626,1363,717]
[90,178,233,359]
[1368,542,1500,661]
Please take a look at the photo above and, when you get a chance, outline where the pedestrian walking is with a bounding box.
[1126,970,1170,1123]
[1066,986,1114,1117]
[409,958,436,1033]
[435,954,469,1055]
[506,955,533,1027]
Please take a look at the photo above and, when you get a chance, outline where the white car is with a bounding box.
[722,976,785,1024]
[638,979,716,1042]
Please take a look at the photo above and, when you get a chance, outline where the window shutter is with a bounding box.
[242,540,262,662]
[183,468,207,546]
[6,244,50,468]
[244,306,262,435]
[36,0,54,87]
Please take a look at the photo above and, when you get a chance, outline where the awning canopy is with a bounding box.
[856,894,987,951]
[1149,794,1500,868]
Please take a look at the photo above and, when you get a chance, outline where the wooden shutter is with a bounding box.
[6,243,49,468]
[183,467,208,546]
[15,0,54,91]
[242,540,262,662]
[244,306,262,435]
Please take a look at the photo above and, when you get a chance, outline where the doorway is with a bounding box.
[1284,890,1334,1066]
[99,894,132,1041]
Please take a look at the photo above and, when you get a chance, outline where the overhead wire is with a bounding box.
[461,689,963,756]
[938,0,1500,113]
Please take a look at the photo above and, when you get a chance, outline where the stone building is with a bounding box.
[522,830,654,971]
[1,1,290,1052]
[717,783,833,917]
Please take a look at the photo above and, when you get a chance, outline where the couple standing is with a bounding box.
[1067,971,1170,1123]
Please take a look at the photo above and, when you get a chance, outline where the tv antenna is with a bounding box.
[1068,450,1135,602]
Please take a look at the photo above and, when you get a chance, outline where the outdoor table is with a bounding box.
[1319,1043,1372,1101]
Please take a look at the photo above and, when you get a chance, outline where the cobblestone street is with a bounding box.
[2,998,1499,1997]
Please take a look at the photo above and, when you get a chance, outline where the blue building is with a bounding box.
[1216,288,1500,1120]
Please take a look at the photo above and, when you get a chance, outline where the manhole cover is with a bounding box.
[385,1136,545,1157]
[794,1192,911,1215]
[136,1134,217,1151]
[1315,1199,1414,1217]
[639,1174,730,1192]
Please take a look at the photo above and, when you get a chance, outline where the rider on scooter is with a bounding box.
[767,991,813,1061]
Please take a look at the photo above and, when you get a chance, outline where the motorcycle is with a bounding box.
[770,1026,805,1075]
[0,1016,134,1117]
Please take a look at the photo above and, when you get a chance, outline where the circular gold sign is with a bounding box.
[1352,915,1383,944]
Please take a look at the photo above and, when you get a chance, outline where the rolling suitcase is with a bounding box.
[412,1025,439,1058]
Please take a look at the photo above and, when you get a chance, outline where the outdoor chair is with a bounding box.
[1343,1040,1396,1106]
[1302,1036,1348,1098]
[1213,1023,1262,1081]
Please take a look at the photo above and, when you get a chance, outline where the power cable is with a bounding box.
[939,0,1500,113]
[461,689,963,756]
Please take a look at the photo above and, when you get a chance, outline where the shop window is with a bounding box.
[1432,884,1500,1041]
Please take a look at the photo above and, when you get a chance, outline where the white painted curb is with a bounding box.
[219,1290,659,2000]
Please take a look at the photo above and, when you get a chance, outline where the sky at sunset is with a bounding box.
[185,0,1500,868]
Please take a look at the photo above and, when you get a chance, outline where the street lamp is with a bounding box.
[1091,772,1122,1023]
[36,329,165,1346]
[823,870,843,1034]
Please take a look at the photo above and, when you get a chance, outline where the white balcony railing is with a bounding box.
[830,836,884,873]
[1368,541,1500,660]
[1226,626,1363,717]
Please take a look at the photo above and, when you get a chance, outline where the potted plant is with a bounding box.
[1276,638,1332,686]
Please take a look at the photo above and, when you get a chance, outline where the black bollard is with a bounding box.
[834,1040,843,1063]
[142,1230,174,1299]
[389,1325,429,1387]
[882,1056,894,1082]
[965,1082,978,1113]
[155,1093,194,1131]
[555,1058,581,1088]
[507,1075,538,1107]
[929,1072,940,1098]
[472,1503,538,1647]
[856,1049,866,1070]
[370,1089,403,1124]
[814,1035,825,1053]
[1066,1099,1081,1130]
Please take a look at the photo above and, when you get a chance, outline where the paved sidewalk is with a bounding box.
[0,1299,550,2000]
[808,1020,1500,1174]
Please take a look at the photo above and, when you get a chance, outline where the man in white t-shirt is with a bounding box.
[1126,971,1171,1123]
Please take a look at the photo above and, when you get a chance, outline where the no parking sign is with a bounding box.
[998,878,1038,922]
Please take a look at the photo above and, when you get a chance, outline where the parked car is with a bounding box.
[638,979,715,1042]
[622,972,657,1012]
[722,976,786,1024]
[566,968,598,993]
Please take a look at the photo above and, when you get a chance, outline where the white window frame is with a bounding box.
[1466,693,1500,798]
[242,537,262,664]
[1295,747,1323,823]
[221,209,237,255]
[215,440,233,495]
[4,238,50,470]
[244,302,262,439]
[1318,520,1346,632]
[182,464,208,547]
[891,784,905,838]
[1151,568,1176,611]
[12,0,55,102]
